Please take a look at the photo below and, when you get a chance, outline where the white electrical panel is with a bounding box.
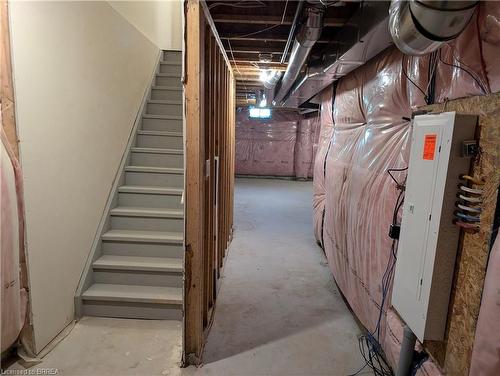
[392,112,477,342]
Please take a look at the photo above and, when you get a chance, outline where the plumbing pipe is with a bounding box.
[396,325,417,376]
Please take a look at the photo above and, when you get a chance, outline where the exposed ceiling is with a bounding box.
[206,0,360,107]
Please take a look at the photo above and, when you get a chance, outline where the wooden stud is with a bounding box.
[1,0,19,157]
[183,0,206,365]
[184,0,236,366]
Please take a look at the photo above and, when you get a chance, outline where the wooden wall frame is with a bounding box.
[183,0,235,365]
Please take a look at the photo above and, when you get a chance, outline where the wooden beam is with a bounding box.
[230,60,286,67]
[214,14,346,27]
[230,48,290,55]
[184,0,205,366]
[221,35,330,44]
[221,35,288,42]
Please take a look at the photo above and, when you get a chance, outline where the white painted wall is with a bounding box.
[9,1,159,352]
[109,1,183,50]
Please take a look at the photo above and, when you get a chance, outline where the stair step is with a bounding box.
[143,114,182,120]
[110,206,183,218]
[137,130,182,137]
[101,229,183,244]
[136,130,183,149]
[159,62,182,74]
[151,86,182,100]
[131,147,182,155]
[162,50,182,63]
[156,73,180,78]
[146,100,182,116]
[118,185,183,195]
[155,74,181,87]
[125,166,183,188]
[152,85,182,91]
[125,166,183,174]
[131,147,183,168]
[148,99,182,105]
[118,186,183,210]
[93,255,182,272]
[82,284,182,305]
[141,114,182,132]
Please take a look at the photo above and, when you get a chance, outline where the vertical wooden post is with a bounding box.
[1,0,19,156]
[183,0,236,365]
[183,0,205,365]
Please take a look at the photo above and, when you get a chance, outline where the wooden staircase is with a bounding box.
[76,50,184,320]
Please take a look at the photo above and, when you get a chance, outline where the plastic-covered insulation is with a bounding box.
[312,3,499,374]
[1,128,27,352]
[235,111,320,178]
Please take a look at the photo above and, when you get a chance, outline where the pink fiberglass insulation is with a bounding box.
[235,110,301,177]
[313,3,500,373]
[1,128,27,352]
[310,114,321,179]
[469,234,500,376]
[312,87,334,247]
[295,115,320,179]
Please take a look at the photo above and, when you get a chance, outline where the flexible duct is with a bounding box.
[389,0,478,56]
[273,7,324,106]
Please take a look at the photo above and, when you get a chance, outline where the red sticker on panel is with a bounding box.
[423,134,437,160]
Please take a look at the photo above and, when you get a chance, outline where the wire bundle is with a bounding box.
[349,169,408,376]
[454,174,484,233]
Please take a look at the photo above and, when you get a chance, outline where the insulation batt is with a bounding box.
[312,3,500,374]
[1,128,27,352]
[235,110,320,178]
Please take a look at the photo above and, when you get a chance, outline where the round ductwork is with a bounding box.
[389,0,478,56]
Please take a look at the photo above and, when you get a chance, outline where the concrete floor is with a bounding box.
[6,178,366,376]
[186,178,366,375]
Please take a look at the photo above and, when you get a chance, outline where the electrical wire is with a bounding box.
[455,211,481,222]
[348,169,407,376]
[459,184,483,195]
[402,61,428,104]
[458,193,482,204]
[233,24,283,39]
[226,1,290,39]
[438,49,488,95]
[460,174,485,185]
[227,39,247,92]
[457,203,481,214]
[387,167,408,191]
[281,0,289,24]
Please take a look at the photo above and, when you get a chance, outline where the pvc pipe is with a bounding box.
[396,325,417,376]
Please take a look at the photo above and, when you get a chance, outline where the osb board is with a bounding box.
[422,92,500,376]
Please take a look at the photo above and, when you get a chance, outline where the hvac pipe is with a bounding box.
[389,0,478,56]
[280,0,305,65]
[273,7,324,106]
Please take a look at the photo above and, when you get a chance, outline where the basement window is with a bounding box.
[249,107,272,119]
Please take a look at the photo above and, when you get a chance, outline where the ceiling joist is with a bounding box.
[213,14,346,27]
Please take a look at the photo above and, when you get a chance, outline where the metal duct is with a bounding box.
[272,7,324,106]
[389,0,478,56]
[282,1,392,108]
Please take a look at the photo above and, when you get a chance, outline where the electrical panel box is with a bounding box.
[392,112,477,342]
